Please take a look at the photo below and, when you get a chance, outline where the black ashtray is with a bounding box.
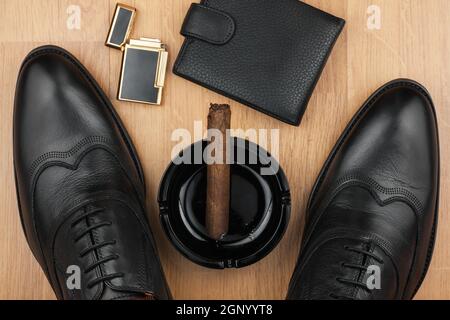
[158,138,291,269]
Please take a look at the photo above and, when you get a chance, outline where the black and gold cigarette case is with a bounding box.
[106,3,168,105]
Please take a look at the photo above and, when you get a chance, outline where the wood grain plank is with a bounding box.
[0,0,448,299]
[346,0,450,299]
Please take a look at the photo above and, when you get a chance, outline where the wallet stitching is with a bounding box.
[182,3,235,44]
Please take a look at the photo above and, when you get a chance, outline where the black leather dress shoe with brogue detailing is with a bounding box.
[287,79,439,300]
[14,46,171,300]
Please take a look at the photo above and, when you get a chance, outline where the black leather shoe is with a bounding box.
[14,46,171,300]
[287,79,439,300]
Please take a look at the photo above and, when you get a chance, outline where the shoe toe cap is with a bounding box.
[322,80,439,211]
[366,83,439,182]
[14,47,118,173]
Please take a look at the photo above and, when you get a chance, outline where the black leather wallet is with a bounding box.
[173,0,345,126]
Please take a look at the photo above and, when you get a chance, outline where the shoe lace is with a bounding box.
[71,207,124,289]
[329,243,384,300]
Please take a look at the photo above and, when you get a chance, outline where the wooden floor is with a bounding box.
[0,0,449,300]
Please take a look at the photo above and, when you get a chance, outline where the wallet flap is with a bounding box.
[181,3,235,45]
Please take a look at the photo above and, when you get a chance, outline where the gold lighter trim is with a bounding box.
[117,42,167,105]
[156,51,169,88]
[129,39,163,49]
[105,3,137,49]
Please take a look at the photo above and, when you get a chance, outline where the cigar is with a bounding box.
[206,104,231,240]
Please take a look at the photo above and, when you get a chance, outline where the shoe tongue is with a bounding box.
[292,238,398,299]
[54,200,166,300]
